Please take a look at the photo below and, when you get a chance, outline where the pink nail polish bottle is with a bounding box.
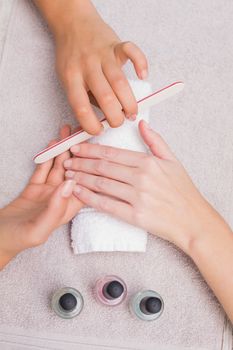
[95,275,127,306]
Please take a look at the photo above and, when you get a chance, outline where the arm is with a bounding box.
[34,0,148,134]
[64,120,233,322]
[190,219,233,319]
[34,0,99,37]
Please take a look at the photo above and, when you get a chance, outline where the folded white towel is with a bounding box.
[71,80,152,254]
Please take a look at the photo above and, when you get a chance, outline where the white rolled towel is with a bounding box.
[71,80,152,254]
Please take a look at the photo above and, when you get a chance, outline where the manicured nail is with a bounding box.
[97,125,104,136]
[128,114,137,121]
[64,159,72,168]
[73,185,82,195]
[71,145,80,154]
[143,120,152,130]
[140,69,148,80]
[61,180,75,198]
[65,170,75,179]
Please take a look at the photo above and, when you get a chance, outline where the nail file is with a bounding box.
[33,81,184,164]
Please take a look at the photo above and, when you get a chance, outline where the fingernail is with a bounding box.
[127,114,137,121]
[61,180,75,198]
[97,125,104,136]
[65,170,75,179]
[140,69,148,80]
[143,120,152,130]
[64,159,72,168]
[73,185,82,195]
[71,145,80,154]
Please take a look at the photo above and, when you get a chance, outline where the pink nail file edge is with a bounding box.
[33,81,184,164]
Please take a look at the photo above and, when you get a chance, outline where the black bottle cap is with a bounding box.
[144,297,162,314]
[104,281,124,299]
[59,293,77,312]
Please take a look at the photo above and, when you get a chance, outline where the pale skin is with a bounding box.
[34,0,148,134]
[61,120,233,323]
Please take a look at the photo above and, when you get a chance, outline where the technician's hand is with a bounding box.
[34,0,148,135]
[0,126,83,270]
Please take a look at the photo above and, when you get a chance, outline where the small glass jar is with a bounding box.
[130,290,164,321]
[51,287,84,319]
[95,275,127,306]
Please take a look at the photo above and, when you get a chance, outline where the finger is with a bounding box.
[30,180,77,245]
[85,65,125,128]
[29,139,57,185]
[64,157,134,184]
[139,120,176,161]
[47,125,71,186]
[73,185,133,223]
[66,171,135,204]
[115,41,148,80]
[102,62,137,119]
[65,74,102,135]
[70,142,145,167]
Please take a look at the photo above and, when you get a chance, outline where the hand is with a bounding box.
[0,126,83,269]
[35,0,148,135]
[55,12,148,134]
[63,120,226,254]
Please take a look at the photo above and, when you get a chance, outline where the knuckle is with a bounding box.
[133,206,145,227]
[142,156,156,171]
[63,64,78,83]
[75,171,83,182]
[98,198,109,212]
[102,146,118,160]
[95,177,106,191]
[101,92,115,105]
[122,41,133,50]
[71,159,79,170]
[137,171,149,190]
[75,105,89,118]
[137,191,148,205]
[95,160,107,174]
[84,54,98,68]
[112,75,126,87]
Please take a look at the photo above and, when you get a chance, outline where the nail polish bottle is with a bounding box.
[130,290,164,321]
[95,275,127,306]
[51,287,84,319]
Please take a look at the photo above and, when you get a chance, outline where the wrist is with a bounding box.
[167,195,229,256]
[35,0,100,40]
[0,208,18,270]
[184,204,232,259]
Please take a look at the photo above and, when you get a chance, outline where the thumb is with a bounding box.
[139,120,176,161]
[33,180,76,243]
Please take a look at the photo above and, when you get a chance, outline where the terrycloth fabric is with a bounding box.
[0,0,232,349]
[71,80,151,254]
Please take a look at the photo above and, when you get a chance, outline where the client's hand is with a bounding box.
[0,125,83,269]
[64,120,233,322]
[64,120,223,253]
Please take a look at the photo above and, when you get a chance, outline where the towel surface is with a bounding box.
[0,0,232,349]
[71,80,151,254]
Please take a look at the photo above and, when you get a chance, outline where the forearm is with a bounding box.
[33,0,99,38]
[188,213,233,322]
[0,251,12,270]
[0,208,16,270]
